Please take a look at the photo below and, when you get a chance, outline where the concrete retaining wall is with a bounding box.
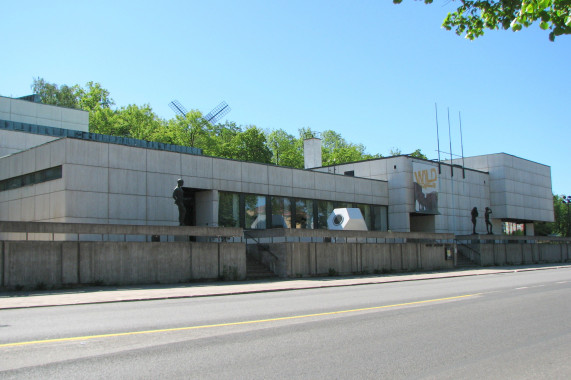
[253,242,455,277]
[0,241,246,289]
[465,243,570,266]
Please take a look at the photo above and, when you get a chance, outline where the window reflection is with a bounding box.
[317,200,334,229]
[218,191,240,227]
[245,194,266,229]
[295,198,314,229]
[270,196,291,228]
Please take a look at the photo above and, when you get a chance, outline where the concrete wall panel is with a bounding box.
[539,245,562,263]
[361,244,391,272]
[212,159,241,182]
[521,244,533,264]
[109,168,147,196]
[66,140,108,167]
[61,242,79,284]
[109,145,146,171]
[65,165,108,193]
[493,245,506,265]
[181,154,213,179]
[390,245,403,271]
[109,194,147,221]
[3,241,62,287]
[191,243,219,280]
[268,167,293,188]
[242,162,268,185]
[402,244,418,271]
[146,150,181,175]
[220,243,247,280]
[506,245,523,265]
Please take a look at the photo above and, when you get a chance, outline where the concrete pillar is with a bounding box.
[195,190,218,227]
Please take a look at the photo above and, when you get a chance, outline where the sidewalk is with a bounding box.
[1,264,570,310]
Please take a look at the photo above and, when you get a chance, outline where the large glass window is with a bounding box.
[295,198,314,229]
[245,194,266,229]
[503,221,525,235]
[354,203,372,230]
[219,190,388,231]
[372,205,388,231]
[270,196,291,228]
[218,191,240,227]
[0,166,62,192]
[317,200,335,229]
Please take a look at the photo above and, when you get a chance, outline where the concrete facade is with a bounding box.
[0,138,389,238]
[453,154,553,223]
[0,96,554,237]
[0,96,88,157]
[313,154,553,235]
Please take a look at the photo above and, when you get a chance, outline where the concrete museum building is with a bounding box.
[0,95,555,238]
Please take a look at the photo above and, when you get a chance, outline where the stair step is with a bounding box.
[455,252,479,268]
[246,258,277,279]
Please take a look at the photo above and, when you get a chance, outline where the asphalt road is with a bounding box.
[1,268,570,379]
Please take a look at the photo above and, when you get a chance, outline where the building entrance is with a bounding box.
[409,213,435,233]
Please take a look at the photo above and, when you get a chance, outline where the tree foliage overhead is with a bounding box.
[534,195,570,236]
[394,0,571,41]
[29,78,425,167]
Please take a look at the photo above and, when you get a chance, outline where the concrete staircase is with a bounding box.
[246,256,277,280]
[456,251,479,268]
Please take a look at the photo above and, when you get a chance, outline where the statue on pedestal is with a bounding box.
[173,178,186,226]
[485,207,493,234]
[471,207,478,235]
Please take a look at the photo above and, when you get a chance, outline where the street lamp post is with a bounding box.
[563,195,571,237]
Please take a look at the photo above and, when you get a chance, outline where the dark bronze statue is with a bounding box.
[471,207,478,234]
[485,207,493,234]
[173,178,186,226]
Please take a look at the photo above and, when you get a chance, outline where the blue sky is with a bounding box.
[2,0,570,195]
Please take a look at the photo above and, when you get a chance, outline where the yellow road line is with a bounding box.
[0,293,481,348]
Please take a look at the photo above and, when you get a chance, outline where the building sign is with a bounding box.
[412,162,439,214]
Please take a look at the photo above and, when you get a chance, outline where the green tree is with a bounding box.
[30,79,389,166]
[535,194,570,236]
[226,126,273,163]
[321,130,373,166]
[266,129,304,168]
[201,121,242,158]
[389,147,402,156]
[32,77,82,108]
[298,127,319,140]
[553,194,571,236]
[32,78,119,134]
[394,0,571,41]
[113,104,163,140]
[167,110,209,148]
[409,148,428,159]
[89,107,118,136]
[77,81,114,111]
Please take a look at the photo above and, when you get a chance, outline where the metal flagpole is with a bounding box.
[448,107,457,235]
[435,103,441,174]
[459,111,466,179]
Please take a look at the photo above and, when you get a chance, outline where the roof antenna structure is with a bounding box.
[203,101,231,125]
[168,100,231,125]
